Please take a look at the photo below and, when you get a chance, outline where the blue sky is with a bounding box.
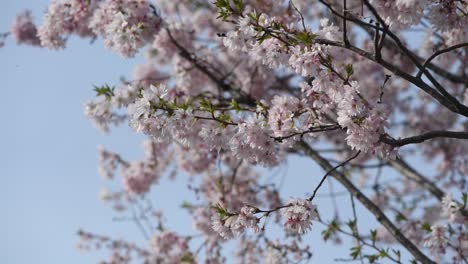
[2,1,152,262]
[1,1,423,263]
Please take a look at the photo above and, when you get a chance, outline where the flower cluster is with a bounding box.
[288,45,322,77]
[230,117,280,167]
[126,84,170,137]
[10,10,41,46]
[149,231,193,263]
[281,198,317,235]
[97,146,122,179]
[423,224,448,255]
[441,194,465,223]
[89,0,162,57]
[268,95,301,137]
[37,0,95,49]
[121,161,158,194]
[212,206,260,239]
[84,97,117,132]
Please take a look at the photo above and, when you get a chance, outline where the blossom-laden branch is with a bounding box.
[6,0,468,263]
[315,0,468,116]
[360,0,468,116]
[380,130,468,147]
[209,149,359,240]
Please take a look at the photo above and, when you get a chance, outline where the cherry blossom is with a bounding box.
[281,198,317,235]
[10,10,41,46]
[7,0,468,262]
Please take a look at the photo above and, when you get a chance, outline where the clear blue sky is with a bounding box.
[1,1,419,263]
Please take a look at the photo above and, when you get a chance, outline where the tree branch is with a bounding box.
[387,157,468,217]
[307,150,361,201]
[387,158,444,200]
[299,141,436,264]
[416,43,468,78]
[380,130,468,147]
[361,0,467,115]
[319,0,467,85]
[342,0,350,47]
[273,124,342,142]
[315,37,467,116]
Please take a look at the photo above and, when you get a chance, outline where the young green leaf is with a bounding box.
[350,245,362,260]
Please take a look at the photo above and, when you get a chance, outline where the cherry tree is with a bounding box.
[5,0,468,263]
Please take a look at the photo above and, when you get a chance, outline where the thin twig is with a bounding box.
[416,43,468,78]
[307,151,361,201]
[380,130,468,147]
[290,0,307,31]
[350,194,365,264]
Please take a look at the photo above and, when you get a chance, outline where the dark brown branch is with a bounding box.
[314,37,466,116]
[319,0,467,85]
[273,124,342,142]
[166,28,256,106]
[374,22,381,61]
[417,43,468,78]
[380,130,468,147]
[361,0,467,115]
[318,0,468,116]
[342,0,350,47]
[229,160,243,190]
[192,115,238,126]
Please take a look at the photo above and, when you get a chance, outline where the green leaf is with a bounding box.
[462,192,467,209]
[213,0,236,20]
[181,253,195,263]
[345,64,354,79]
[200,98,214,113]
[256,32,271,45]
[392,249,401,259]
[395,212,407,222]
[350,245,362,260]
[218,113,232,123]
[366,254,379,263]
[421,222,432,233]
[180,201,193,209]
[321,220,339,241]
[295,31,317,45]
[213,203,229,218]
[230,99,240,112]
[213,0,229,8]
[370,229,377,244]
[248,10,260,22]
[216,10,233,20]
[233,0,243,11]
[352,116,365,125]
[379,249,389,258]
[347,219,356,232]
[93,84,115,100]
[320,54,333,66]
[271,21,282,30]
